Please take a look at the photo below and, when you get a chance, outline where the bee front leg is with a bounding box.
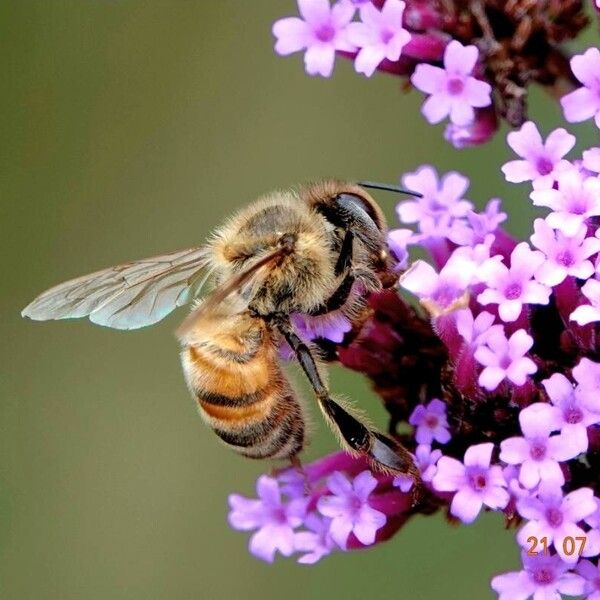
[276,319,419,482]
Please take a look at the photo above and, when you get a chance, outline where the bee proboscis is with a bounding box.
[22,180,420,480]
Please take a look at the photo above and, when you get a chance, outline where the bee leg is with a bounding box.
[334,230,353,276]
[289,455,312,494]
[277,320,419,481]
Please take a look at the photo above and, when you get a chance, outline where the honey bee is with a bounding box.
[22,180,420,480]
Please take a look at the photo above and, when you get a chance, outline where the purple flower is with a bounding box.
[228,475,307,562]
[491,551,585,600]
[397,165,473,235]
[444,106,498,148]
[411,40,492,126]
[458,199,507,247]
[571,279,600,326]
[478,242,550,322]
[499,403,581,489]
[542,373,600,453]
[317,470,386,548]
[517,486,597,563]
[291,310,352,343]
[432,442,509,523]
[409,398,451,445]
[576,560,600,600]
[530,170,600,236]
[387,227,413,269]
[346,0,411,77]
[561,48,600,127]
[583,147,600,173]
[400,257,474,316]
[293,514,336,564]
[501,122,575,189]
[455,309,501,347]
[474,328,537,391]
[530,219,600,287]
[272,0,356,77]
[573,357,600,397]
[394,444,442,492]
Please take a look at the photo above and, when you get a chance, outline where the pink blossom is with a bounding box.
[474,328,537,391]
[491,551,585,600]
[444,106,498,148]
[542,373,600,453]
[561,48,600,127]
[501,122,575,189]
[478,242,550,322]
[293,514,336,564]
[517,486,597,563]
[582,147,600,173]
[228,475,307,562]
[272,0,356,77]
[499,403,581,489]
[400,256,474,315]
[530,219,600,287]
[570,279,600,326]
[386,227,413,269]
[397,166,473,236]
[394,444,442,491]
[573,358,600,399]
[432,442,509,524]
[455,309,501,346]
[411,40,492,126]
[291,311,352,343]
[409,398,451,445]
[576,560,600,600]
[346,0,411,77]
[317,471,386,548]
[530,170,600,236]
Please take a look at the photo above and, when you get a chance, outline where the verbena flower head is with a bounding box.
[230,12,600,597]
[273,0,589,145]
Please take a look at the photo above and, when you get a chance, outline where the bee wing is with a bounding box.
[21,246,212,330]
[176,246,287,339]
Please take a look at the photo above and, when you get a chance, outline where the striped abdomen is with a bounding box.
[180,313,305,460]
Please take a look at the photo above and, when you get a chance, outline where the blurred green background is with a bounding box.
[1,2,596,599]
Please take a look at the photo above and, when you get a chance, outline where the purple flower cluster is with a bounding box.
[228,44,600,598]
[272,0,589,146]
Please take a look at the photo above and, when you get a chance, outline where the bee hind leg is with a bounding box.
[277,319,420,483]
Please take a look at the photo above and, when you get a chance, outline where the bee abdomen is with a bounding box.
[181,339,305,461]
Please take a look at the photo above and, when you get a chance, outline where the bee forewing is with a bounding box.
[21,246,211,330]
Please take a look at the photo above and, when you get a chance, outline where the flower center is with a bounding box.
[380,28,394,44]
[545,507,564,528]
[533,567,555,585]
[271,506,288,525]
[447,77,465,95]
[536,156,554,176]
[530,441,547,461]
[425,414,439,429]
[504,283,522,300]
[315,23,335,42]
[433,287,458,308]
[500,355,512,370]
[556,250,575,267]
[469,470,488,491]
[565,405,583,424]
[569,198,587,215]
[349,495,362,513]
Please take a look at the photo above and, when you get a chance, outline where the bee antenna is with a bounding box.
[358,181,422,198]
